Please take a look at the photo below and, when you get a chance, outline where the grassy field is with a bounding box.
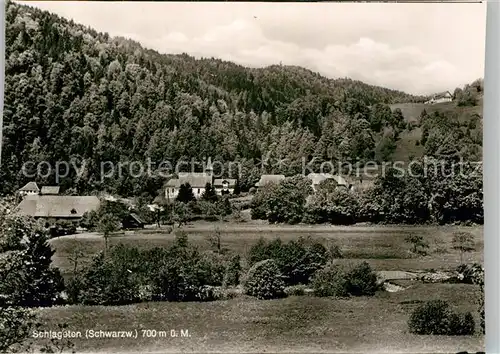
[50,222,483,278]
[40,222,484,353]
[34,283,483,353]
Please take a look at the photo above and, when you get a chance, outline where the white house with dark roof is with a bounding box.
[164,158,215,200]
[18,182,40,197]
[425,91,453,104]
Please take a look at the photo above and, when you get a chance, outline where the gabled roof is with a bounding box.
[18,182,40,192]
[214,179,237,187]
[178,173,213,188]
[433,91,452,99]
[165,178,181,188]
[307,173,348,186]
[40,186,60,195]
[255,175,285,187]
[17,195,100,218]
[129,213,146,225]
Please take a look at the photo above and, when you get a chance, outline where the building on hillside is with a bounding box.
[255,174,286,188]
[214,178,237,195]
[18,182,40,197]
[306,173,350,192]
[40,186,60,195]
[16,195,101,224]
[164,158,214,200]
[425,91,453,104]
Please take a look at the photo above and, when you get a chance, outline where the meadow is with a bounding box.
[34,222,485,353]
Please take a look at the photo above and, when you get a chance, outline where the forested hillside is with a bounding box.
[1,1,481,198]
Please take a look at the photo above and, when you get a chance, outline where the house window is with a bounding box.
[197,189,200,194]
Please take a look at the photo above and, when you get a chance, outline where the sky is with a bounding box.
[19,1,486,96]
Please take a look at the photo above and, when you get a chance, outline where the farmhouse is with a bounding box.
[255,174,286,188]
[306,173,350,191]
[17,181,40,197]
[16,195,101,223]
[425,91,453,104]
[164,158,215,200]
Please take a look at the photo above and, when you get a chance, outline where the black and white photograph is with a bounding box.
[0,1,487,353]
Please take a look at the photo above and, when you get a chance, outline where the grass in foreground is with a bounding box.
[34,283,483,353]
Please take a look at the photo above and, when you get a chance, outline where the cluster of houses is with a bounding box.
[15,156,352,229]
[161,158,352,202]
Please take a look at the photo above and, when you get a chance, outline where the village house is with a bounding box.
[164,158,217,200]
[16,194,101,224]
[17,182,40,197]
[425,91,453,104]
[255,174,286,188]
[306,173,350,191]
[164,159,239,200]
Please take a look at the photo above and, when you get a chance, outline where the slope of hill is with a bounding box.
[1,1,480,197]
[390,99,483,162]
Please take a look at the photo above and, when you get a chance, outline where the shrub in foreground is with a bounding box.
[247,236,329,285]
[408,300,475,335]
[69,251,141,305]
[312,261,379,297]
[312,262,349,297]
[243,259,286,300]
[344,261,379,296]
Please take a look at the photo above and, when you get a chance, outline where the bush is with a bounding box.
[223,254,242,287]
[0,306,36,352]
[408,300,475,335]
[243,259,286,300]
[71,251,141,305]
[408,300,452,335]
[327,243,344,259]
[312,262,349,297]
[198,251,228,286]
[449,312,475,336]
[0,231,64,307]
[312,261,378,297]
[405,234,429,256]
[247,237,328,285]
[250,176,312,224]
[344,262,378,296]
[79,210,99,230]
[150,232,237,302]
[49,220,77,237]
[304,184,360,225]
